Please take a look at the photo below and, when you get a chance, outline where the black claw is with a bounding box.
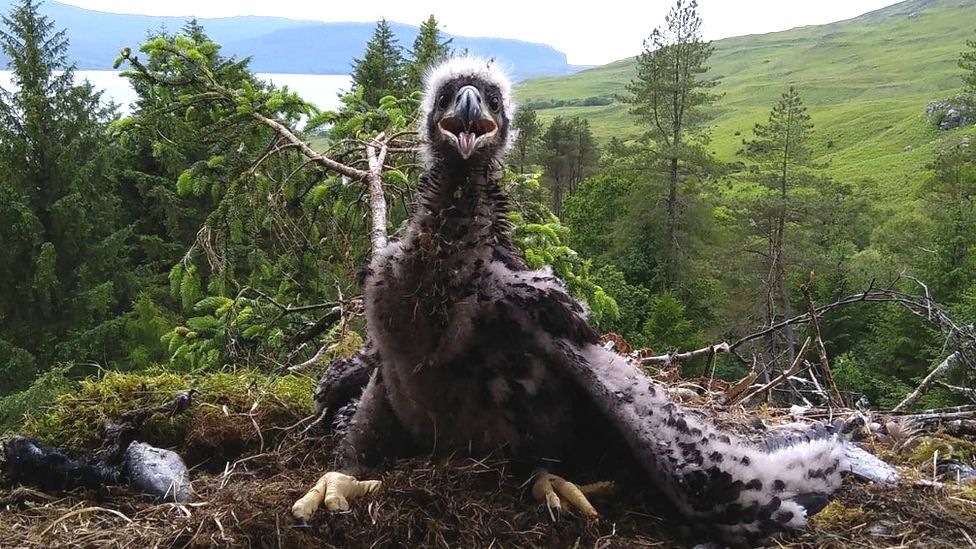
[553,506,561,523]
[295,517,309,527]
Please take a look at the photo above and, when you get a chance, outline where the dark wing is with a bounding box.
[313,340,381,426]
[493,267,846,546]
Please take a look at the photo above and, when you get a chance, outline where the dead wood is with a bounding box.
[731,337,812,406]
[801,275,845,408]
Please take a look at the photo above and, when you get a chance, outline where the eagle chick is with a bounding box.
[298,57,847,547]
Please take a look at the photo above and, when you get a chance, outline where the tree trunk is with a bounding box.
[774,129,795,366]
[780,280,797,367]
[666,156,679,282]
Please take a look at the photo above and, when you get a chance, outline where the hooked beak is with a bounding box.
[437,85,498,159]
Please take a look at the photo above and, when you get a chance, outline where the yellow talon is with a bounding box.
[531,472,614,519]
[292,472,382,523]
[578,480,616,497]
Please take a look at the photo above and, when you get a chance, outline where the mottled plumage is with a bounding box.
[311,57,847,546]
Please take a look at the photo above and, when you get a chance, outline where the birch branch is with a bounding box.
[640,343,731,367]
[935,381,976,401]
[365,132,390,251]
[892,351,964,412]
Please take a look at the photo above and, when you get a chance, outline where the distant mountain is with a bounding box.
[0,1,585,80]
[220,22,582,80]
[517,0,976,189]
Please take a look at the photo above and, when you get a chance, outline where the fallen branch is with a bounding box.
[640,343,730,367]
[887,409,976,424]
[893,351,966,412]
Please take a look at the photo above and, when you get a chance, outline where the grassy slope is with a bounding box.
[516,0,976,195]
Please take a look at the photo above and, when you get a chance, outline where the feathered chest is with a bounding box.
[363,162,523,361]
[372,225,494,330]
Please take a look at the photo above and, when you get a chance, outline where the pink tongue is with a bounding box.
[458,131,477,158]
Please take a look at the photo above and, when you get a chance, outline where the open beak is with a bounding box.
[437,85,498,159]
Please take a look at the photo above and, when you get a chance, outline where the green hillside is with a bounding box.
[516,0,976,193]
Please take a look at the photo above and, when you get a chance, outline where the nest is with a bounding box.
[1,425,975,549]
[3,370,976,548]
[0,434,672,548]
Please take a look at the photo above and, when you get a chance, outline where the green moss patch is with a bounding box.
[20,368,315,468]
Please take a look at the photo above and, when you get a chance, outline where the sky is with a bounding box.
[59,0,906,65]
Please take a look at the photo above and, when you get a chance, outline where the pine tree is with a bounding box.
[0,0,130,390]
[567,117,599,195]
[626,0,717,281]
[540,116,599,217]
[740,87,815,369]
[961,30,976,94]
[512,106,542,173]
[351,19,407,105]
[919,141,976,301]
[406,15,452,91]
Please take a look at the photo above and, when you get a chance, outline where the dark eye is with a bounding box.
[488,94,500,113]
[438,94,450,109]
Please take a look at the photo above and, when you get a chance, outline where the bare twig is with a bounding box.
[801,274,845,408]
[732,337,812,406]
[640,343,731,367]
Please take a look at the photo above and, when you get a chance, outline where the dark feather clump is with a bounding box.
[2,435,119,490]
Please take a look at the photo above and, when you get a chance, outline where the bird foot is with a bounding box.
[530,470,615,521]
[291,471,381,524]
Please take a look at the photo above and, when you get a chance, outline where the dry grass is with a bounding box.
[3,380,976,548]
[2,429,975,549]
[0,434,677,549]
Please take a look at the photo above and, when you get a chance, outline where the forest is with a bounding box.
[0,0,975,546]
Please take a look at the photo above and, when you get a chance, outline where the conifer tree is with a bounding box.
[118,20,261,258]
[961,30,976,94]
[512,105,542,174]
[351,19,407,105]
[627,0,717,281]
[740,87,814,368]
[540,116,598,217]
[0,0,129,390]
[406,15,452,91]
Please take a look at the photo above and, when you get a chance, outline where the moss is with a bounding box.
[21,368,316,466]
[941,434,976,462]
[325,322,364,359]
[908,437,955,465]
[907,434,976,465]
[810,500,867,529]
